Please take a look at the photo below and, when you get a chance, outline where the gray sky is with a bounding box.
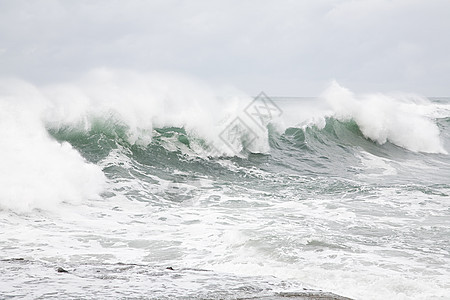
[1,0,449,96]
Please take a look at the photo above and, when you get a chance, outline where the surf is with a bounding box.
[1,69,449,213]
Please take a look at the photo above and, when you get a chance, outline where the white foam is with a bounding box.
[0,70,272,212]
[1,74,447,213]
[0,79,106,212]
[322,81,447,154]
[357,151,398,176]
[42,68,269,156]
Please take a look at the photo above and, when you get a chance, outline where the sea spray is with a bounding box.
[322,81,447,154]
[0,79,106,212]
[1,73,448,213]
[42,69,270,156]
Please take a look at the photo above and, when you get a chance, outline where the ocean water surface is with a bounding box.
[1,72,449,299]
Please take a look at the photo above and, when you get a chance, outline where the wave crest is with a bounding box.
[322,81,447,154]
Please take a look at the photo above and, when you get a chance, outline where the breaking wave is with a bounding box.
[0,70,448,212]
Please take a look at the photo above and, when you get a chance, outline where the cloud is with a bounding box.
[0,0,449,95]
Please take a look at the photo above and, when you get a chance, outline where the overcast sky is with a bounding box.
[0,0,449,96]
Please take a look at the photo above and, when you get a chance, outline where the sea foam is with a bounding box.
[0,79,106,212]
[1,73,447,213]
[322,81,447,154]
[42,68,270,155]
[0,70,269,212]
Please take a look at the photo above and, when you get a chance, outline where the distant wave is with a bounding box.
[322,81,448,154]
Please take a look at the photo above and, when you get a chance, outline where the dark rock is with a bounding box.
[57,267,69,273]
[240,291,353,300]
[1,258,25,261]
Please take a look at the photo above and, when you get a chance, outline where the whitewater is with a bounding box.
[1,70,449,299]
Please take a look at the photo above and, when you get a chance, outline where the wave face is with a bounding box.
[1,71,450,300]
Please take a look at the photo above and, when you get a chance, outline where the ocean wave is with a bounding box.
[21,70,449,157]
[41,68,271,157]
[1,72,448,212]
[321,81,448,154]
[2,72,447,161]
